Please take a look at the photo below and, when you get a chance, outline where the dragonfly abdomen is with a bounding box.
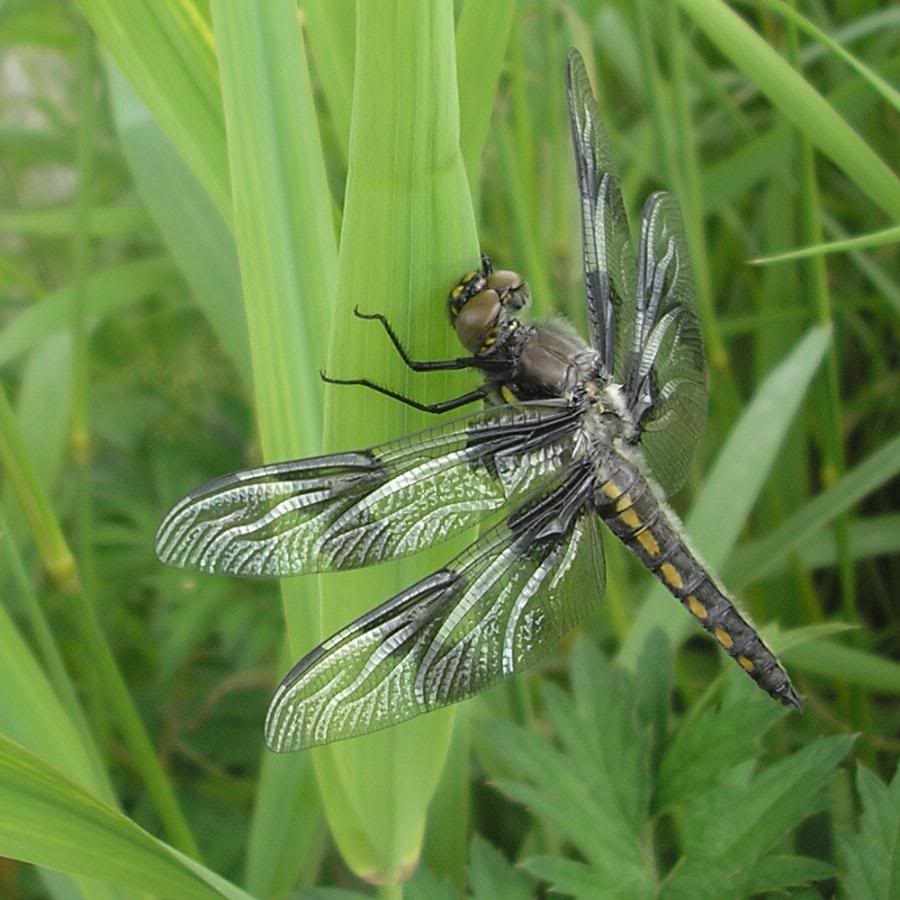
[595,452,802,710]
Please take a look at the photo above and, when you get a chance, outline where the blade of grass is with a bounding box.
[749,224,900,265]
[676,0,900,221]
[456,0,515,188]
[315,0,479,882]
[0,385,200,857]
[209,0,336,890]
[104,60,251,386]
[728,434,900,589]
[77,0,229,217]
[0,735,252,900]
[748,0,900,113]
[302,0,355,164]
[618,326,830,666]
[0,257,177,367]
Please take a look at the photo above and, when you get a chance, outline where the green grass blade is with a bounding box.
[77,0,229,217]
[456,0,515,186]
[618,326,830,666]
[0,734,252,900]
[104,60,251,386]
[728,434,900,589]
[302,0,355,163]
[749,224,900,266]
[210,0,337,891]
[751,0,900,113]
[0,258,176,367]
[786,640,900,695]
[677,0,900,221]
[315,0,478,882]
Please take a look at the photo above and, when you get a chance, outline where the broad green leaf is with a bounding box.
[619,326,830,665]
[742,855,836,895]
[311,0,478,882]
[105,60,252,386]
[77,0,230,216]
[840,763,900,900]
[456,0,515,186]
[210,0,335,889]
[677,0,900,221]
[0,734,252,900]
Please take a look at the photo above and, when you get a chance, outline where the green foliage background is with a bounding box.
[0,0,897,897]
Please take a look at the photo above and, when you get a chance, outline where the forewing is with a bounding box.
[265,465,605,750]
[623,192,707,495]
[155,401,582,577]
[566,48,636,373]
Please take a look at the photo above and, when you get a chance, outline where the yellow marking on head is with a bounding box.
[619,508,641,529]
[451,285,463,298]
[737,655,755,672]
[637,530,660,556]
[686,595,708,620]
[500,384,518,404]
[714,627,734,649]
[660,562,683,590]
[601,480,622,501]
[614,492,632,512]
[463,270,477,281]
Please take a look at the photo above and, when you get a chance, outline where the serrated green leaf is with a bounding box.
[742,853,835,894]
[468,834,534,900]
[657,699,785,809]
[524,855,628,900]
[840,763,900,900]
[665,736,854,898]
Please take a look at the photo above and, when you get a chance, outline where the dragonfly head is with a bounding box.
[448,266,530,354]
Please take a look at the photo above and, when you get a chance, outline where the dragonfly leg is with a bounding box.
[350,306,481,373]
[320,370,487,414]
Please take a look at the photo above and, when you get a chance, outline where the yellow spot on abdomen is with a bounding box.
[619,508,641,529]
[737,655,755,672]
[637,530,660,556]
[714,627,734,649]
[601,480,622,501]
[500,384,517,403]
[660,562,683,590]
[686,595,708,620]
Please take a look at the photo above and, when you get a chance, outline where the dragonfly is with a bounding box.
[156,49,801,751]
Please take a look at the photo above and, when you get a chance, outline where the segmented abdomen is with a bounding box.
[595,451,801,709]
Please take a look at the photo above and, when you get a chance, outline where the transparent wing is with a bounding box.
[622,192,707,495]
[265,464,605,750]
[566,48,637,373]
[155,401,583,577]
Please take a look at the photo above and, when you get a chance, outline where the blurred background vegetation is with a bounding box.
[0,0,898,898]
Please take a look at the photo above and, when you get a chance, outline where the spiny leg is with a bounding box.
[350,306,481,373]
[320,371,487,415]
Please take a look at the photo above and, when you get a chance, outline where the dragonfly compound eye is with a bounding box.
[453,289,502,354]
[487,269,529,311]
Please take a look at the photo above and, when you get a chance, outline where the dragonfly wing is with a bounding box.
[265,463,605,750]
[155,401,583,577]
[624,191,707,495]
[566,48,637,374]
